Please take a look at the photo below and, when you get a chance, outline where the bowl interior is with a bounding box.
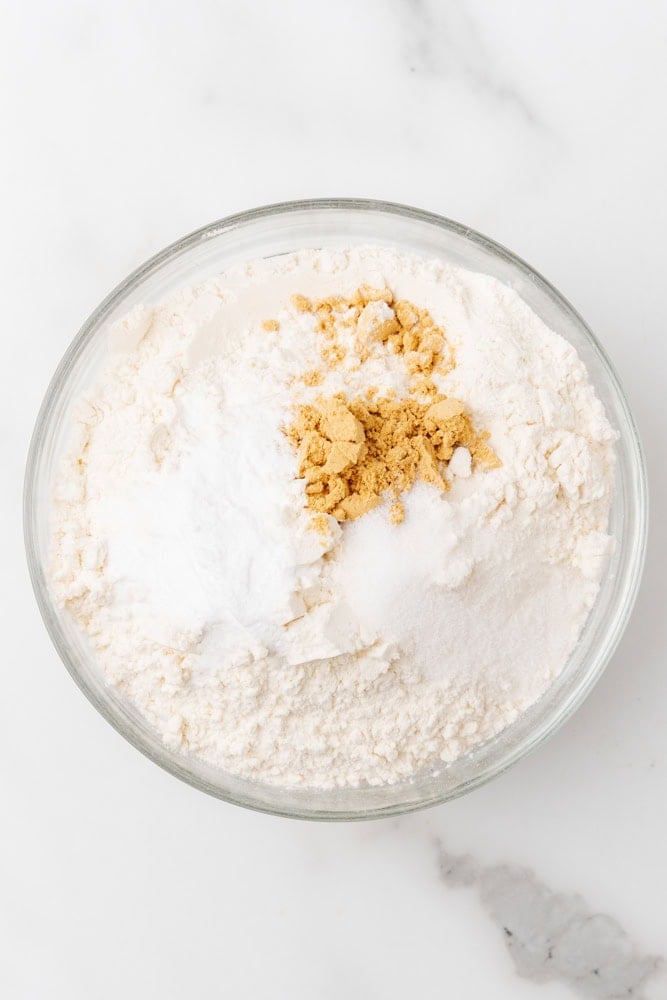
[24,200,647,819]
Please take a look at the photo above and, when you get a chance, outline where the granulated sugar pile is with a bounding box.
[51,247,616,788]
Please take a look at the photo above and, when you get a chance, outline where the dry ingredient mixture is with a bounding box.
[51,248,616,788]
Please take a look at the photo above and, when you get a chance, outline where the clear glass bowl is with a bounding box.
[24,199,648,820]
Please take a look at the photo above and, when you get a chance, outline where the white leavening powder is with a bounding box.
[51,247,616,788]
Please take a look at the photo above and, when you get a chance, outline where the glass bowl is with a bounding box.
[24,199,648,820]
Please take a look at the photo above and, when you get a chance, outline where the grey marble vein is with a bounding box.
[395,0,542,127]
[437,841,663,998]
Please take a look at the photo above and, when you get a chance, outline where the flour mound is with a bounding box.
[51,247,615,789]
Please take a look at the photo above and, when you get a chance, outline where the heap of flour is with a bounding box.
[51,247,616,788]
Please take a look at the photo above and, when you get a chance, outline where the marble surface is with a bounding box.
[1,1,666,997]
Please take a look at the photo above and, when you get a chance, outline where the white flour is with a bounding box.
[51,247,615,788]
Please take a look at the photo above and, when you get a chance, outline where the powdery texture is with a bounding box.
[51,247,616,789]
[287,392,498,521]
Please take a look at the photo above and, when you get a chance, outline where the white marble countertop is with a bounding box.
[2,2,666,997]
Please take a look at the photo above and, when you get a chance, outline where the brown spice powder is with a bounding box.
[390,501,405,525]
[309,513,332,536]
[287,393,500,522]
[291,287,455,385]
[301,368,324,387]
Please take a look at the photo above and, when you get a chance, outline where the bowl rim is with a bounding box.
[24,197,649,820]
